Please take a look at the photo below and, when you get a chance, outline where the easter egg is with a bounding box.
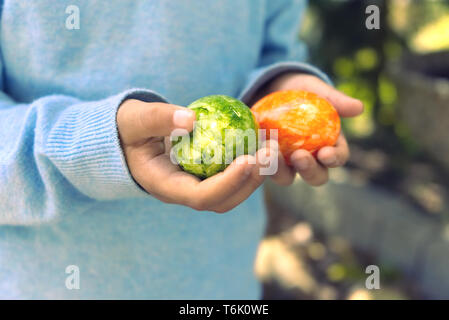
[172,95,259,179]
[251,90,340,165]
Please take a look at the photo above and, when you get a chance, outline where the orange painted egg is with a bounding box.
[251,90,341,165]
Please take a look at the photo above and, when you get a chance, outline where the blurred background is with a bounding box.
[257,0,449,300]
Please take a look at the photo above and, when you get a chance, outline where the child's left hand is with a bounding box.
[253,73,364,187]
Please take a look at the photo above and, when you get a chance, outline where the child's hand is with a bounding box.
[117,99,270,213]
[255,73,364,187]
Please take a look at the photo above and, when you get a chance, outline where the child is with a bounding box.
[0,0,362,298]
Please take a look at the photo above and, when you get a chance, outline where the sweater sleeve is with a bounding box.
[238,0,332,104]
[0,55,167,225]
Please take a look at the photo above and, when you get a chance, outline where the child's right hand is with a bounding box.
[117,99,270,213]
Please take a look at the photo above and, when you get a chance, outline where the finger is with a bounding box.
[301,77,364,118]
[118,99,195,145]
[188,156,257,211]
[141,153,255,210]
[269,149,295,186]
[290,149,329,186]
[259,139,295,186]
[211,147,275,213]
[316,133,350,168]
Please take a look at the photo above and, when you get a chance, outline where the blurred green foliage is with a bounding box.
[300,0,449,154]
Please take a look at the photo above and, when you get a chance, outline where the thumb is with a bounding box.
[118,99,196,145]
[303,77,364,118]
[325,87,364,118]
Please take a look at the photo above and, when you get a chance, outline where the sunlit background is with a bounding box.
[258,0,449,300]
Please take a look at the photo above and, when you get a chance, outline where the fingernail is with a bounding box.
[323,155,337,166]
[242,164,254,179]
[294,158,309,171]
[348,96,364,107]
[173,109,194,128]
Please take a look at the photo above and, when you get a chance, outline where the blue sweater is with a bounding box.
[0,0,329,299]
